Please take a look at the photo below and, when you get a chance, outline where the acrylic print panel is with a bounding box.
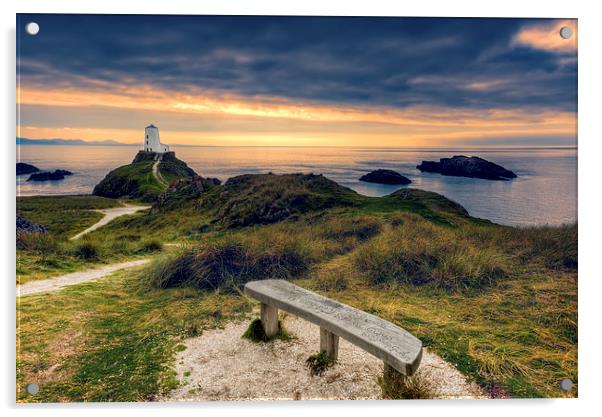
[16,14,577,402]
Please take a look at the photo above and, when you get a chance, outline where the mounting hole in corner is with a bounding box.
[25,22,40,36]
[559,26,573,40]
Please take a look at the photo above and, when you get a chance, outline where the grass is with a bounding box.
[353,214,509,290]
[17,195,119,237]
[305,351,336,376]
[141,214,384,291]
[300,267,576,398]
[16,267,251,402]
[92,161,165,202]
[16,232,164,284]
[378,368,433,399]
[16,196,163,284]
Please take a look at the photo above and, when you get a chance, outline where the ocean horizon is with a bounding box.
[16,144,577,228]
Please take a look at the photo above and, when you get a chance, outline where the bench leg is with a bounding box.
[260,303,279,338]
[320,328,339,360]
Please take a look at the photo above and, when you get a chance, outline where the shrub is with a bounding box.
[305,351,336,376]
[139,240,163,253]
[72,242,100,260]
[143,234,311,290]
[242,318,290,342]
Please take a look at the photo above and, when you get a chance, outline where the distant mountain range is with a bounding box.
[17,137,136,146]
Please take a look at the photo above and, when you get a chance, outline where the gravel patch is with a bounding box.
[166,313,487,401]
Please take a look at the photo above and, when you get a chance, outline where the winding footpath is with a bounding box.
[18,203,153,296]
[17,259,151,297]
[152,156,168,188]
[70,204,150,240]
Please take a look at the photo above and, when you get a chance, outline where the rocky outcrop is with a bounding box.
[17,162,40,175]
[359,169,411,185]
[16,215,47,234]
[417,155,517,181]
[27,169,73,181]
[132,150,180,164]
[153,175,221,211]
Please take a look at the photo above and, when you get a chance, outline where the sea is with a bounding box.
[16,145,577,227]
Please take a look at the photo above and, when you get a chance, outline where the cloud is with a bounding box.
[17,15,576,111]
[513,19,577,53]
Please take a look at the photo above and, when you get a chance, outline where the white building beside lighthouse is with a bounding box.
[143,124,169,153]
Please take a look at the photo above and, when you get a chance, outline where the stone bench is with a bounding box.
[243,279,423,380]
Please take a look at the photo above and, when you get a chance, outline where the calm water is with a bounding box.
[16,145,577,227]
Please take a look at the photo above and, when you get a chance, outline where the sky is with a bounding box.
[16,15,577,147]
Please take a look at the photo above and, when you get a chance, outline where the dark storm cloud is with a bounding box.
[17,14,577,111]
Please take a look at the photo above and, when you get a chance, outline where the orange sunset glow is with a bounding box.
[17,84,576,147]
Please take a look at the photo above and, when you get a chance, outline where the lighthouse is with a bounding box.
[143,124,169,153]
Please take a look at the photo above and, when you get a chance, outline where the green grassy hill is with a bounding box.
[93,151,196,202]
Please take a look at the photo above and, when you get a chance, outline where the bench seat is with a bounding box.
[244,279,423,376]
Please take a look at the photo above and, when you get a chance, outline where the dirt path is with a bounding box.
[70,204,150,240]
[166,314,487,401]
[152,158,168,188]
[17,259,151,297]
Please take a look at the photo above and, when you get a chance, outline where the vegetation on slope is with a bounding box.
[93,152,196,202]
[17,195,119,237]
[16,267,250,402]
[16,196,162,284]
[196,173,361,228]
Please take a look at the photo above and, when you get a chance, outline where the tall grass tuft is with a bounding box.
[16,231,60,253]
[378,369,433,399]
[143,234,312,290]
[354,214,509,290]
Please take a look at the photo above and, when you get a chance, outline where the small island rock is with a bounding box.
[27,169,73,182]
[16,162,40,175]
[417,155,517,181]
[359,169,412,185]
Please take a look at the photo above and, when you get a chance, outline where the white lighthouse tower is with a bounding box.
[143,124,169,153]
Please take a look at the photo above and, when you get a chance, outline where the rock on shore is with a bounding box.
[27,169,73,181]
[359,169,411,185]
[16,162,40,175]
[16,215,47,234]
[417,155,517,181]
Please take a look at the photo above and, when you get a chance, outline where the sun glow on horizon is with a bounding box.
[17,83,576,147]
